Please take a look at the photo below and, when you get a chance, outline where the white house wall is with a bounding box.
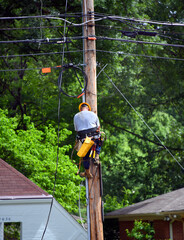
[0,198,87,240]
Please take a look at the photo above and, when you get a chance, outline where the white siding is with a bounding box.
[0,198,87,240]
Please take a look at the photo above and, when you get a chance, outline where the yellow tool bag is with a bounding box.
[77,137,94,157]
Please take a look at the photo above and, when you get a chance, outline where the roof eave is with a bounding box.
[105,210,184,221]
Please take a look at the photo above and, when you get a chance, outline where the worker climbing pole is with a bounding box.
[72,0,104,238]
[82,0,104,239]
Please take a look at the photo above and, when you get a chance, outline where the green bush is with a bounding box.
[126,220,155,240]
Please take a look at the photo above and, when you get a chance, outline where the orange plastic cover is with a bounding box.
[42,67,51,73]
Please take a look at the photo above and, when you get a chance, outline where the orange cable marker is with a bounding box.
[77,92,85,98]
[88,37,96,40]
[42,67,51,73]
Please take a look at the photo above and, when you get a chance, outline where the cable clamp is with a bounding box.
[57,37,67,44]
[68,63,73,67]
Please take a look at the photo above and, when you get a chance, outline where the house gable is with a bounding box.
[0,158,51,199]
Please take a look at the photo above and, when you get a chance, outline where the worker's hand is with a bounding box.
[96,126,100,132]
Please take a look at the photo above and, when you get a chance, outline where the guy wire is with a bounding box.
[101,67,184,172]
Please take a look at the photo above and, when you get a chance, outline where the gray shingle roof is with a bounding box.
[106,187,184,217]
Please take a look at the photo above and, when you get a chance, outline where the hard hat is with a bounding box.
[79,102,91,111]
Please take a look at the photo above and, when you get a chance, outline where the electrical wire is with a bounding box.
[0,25,70,31]
[1,23,184,37]
[1,13,184,27]
[64,16,85,91]
[39,0,43,46]
[96,36,184,48]
[1,49,184,74]
[78,180,86,230]
[58,64,88,98]
[40,1,68,239]
[0,50,82,58]
[0,36,85,44]
[0,13,82,20]
[2,23,184,46]
[96,49,184,61]
[2,34,184,49]
[101,67,184,172]
[0,14,106,27]
[93,12,184,27]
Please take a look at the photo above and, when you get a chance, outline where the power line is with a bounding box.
[40,1,68,238]
[94,12,184,27]
[0,63,86,73]
[0,25,75,31]
[0,14,105,27]
[0,50,184,73]
[97,36,184,48]
[0,36,85,44]
[2,35,184,49]
[1,12,184,30]
[96,49,184,61]
[0,13,82,20]
[1,13,184,27]
[2,23,184,36]
[1,24,184,46]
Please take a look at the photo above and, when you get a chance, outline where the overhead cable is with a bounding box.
[94,12,184,27]
[0,14,105,27]
[96,49,184,61]
[1,12,184,27]
[40,1,68,239]
[2,35,184,48]
[0,36,85,44]
[2,24,184,37]
[0,13,82,20]
[0,49,181,60]
[1,50,184,73]
[97,36,184,48]
[57,64,88,98]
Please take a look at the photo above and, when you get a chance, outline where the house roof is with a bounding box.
[106,187,184,218]
[0,158,51,199]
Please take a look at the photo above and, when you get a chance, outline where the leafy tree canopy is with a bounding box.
[0,0,184,213]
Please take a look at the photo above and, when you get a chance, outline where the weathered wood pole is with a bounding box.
[83,0,104,239]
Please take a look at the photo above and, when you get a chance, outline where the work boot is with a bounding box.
[94,154,100,165]
[80,171,86,178]
[86,169,93,178]
[80,169,93,178]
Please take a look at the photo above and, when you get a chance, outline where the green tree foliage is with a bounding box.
[0,109,85,213]
[1,0,184,213]
[126,220,155,240]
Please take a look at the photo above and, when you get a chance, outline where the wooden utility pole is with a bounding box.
[83,0,104,239]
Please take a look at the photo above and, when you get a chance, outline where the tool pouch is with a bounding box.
[77,137,94,157]
[74,139,83,152]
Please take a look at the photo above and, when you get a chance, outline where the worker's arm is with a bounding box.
[96,115,100,132]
